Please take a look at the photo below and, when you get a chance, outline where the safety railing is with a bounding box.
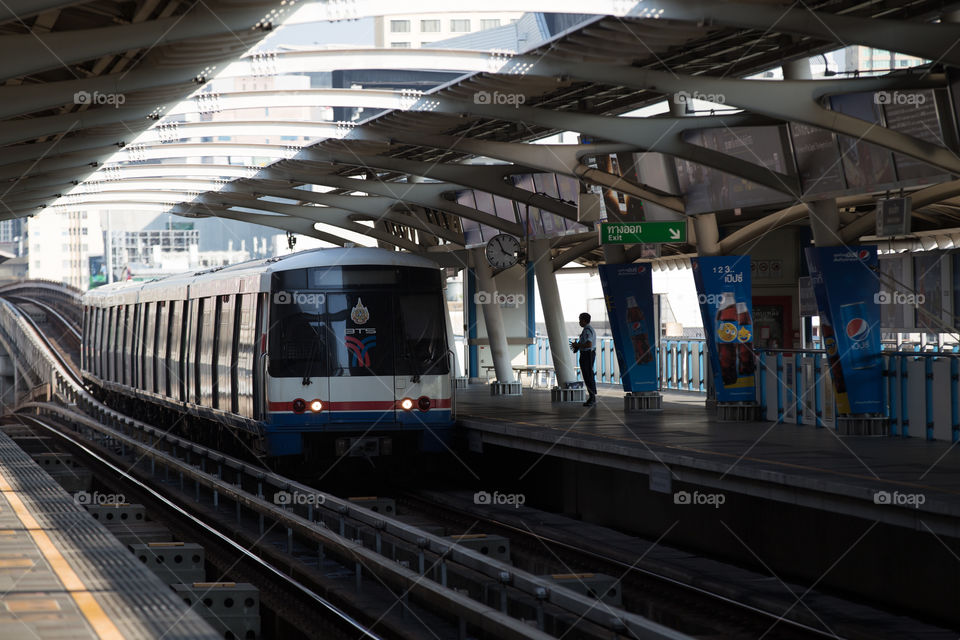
[531,335,706,392]
[757,348,960,441]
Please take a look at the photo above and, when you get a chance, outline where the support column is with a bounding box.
[472,248,519,395]
[693,213,720,411]
[530,239,579,402]
[443,276,467,388]
[808,199,841,247]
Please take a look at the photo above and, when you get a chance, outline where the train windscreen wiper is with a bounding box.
[301,313,322,386]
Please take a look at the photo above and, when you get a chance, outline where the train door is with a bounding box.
[325,292,397,425]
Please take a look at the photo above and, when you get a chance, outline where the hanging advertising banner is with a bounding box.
[691,256,757,402]
[598,263,658,392]
[804,246,883,414]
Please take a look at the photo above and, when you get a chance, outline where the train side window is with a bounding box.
[121,305,130,386]
[135,303,145,388]
[180,299,191,402]
[154,301,165,395]
[165,300,176,398]
[108,307,116,382]
[142,301,152,393]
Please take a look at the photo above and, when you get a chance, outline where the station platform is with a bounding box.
[0,430,218,639]
[455,385,960,536]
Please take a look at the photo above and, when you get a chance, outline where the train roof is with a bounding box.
[83,247,442,305]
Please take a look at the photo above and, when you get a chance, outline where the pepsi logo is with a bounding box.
[846,317,870,342]
[858,249,870,260]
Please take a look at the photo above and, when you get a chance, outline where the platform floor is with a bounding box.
[456,385,960,532]
[0,431,218,639]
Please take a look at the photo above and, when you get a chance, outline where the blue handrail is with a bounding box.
[530,335,706,392]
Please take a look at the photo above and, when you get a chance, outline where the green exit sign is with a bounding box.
[599,221,686,244]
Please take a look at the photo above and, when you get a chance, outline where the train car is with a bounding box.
[81,248,456,458]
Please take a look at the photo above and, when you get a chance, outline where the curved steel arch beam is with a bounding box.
[170,203,349,246]
[222,181,464,245]
[0,3,282,80]
[169,88,420,116]
[840,178,960,243]
[218,47,497,78]
[509,58,960,177]
[298,146,580,220]
[194,192,422,252]
[259,165,523,236]
[379,131,684,212]
[639,1,960,68]
[409,94,799,195]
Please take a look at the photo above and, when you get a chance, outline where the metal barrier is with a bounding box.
[758,348,960,441]
[531,335,706,392]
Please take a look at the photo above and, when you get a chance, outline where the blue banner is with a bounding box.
[691,256,757,402]
[804,246,883,414]
[598,264,658,392]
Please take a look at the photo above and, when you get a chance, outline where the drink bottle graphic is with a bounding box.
[714,293,739,385]
[820,323,846,394]
[625,296,653,365]
[736,301,755,376]
[840,301,878,370]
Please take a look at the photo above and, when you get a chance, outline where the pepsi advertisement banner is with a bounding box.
[691,256,757,402]
[598,263,658,392]
[804,246,883,415]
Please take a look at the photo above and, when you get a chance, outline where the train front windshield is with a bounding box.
[268,266,449,378]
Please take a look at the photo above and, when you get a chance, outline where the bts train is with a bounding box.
[81,248,456,459]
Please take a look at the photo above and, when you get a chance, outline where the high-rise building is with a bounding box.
[27,209,92,289]
[374,12,525,49]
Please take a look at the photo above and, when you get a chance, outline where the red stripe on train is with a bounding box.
[269,398,452,412]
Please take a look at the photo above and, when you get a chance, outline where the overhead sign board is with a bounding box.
[599,221,686,245]
[876,196,912,237]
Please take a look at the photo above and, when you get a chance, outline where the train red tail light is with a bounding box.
[292,398,306,414]
[417,396,431,411]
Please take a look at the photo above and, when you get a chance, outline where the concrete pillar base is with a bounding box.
[716,402,760,422]
[624,392,662,412]
[551,386,586,403]
[454,377,470,389]
[490,381,522,396]
[837,416,889,436]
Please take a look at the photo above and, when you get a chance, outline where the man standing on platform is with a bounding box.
[571,312,597,407]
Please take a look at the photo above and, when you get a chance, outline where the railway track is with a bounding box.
[0,294,693,640]
[2,288,949,640]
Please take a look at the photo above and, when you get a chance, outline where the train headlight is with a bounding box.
[400,397,414,411]
[417,396,431,411]
[292,398,306,414]
[309,399,323,412]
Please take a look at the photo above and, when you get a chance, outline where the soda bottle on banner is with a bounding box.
[715,293,739,385]
[820,323,850,414]
[736,302,755,376]
[625,296,654,364]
